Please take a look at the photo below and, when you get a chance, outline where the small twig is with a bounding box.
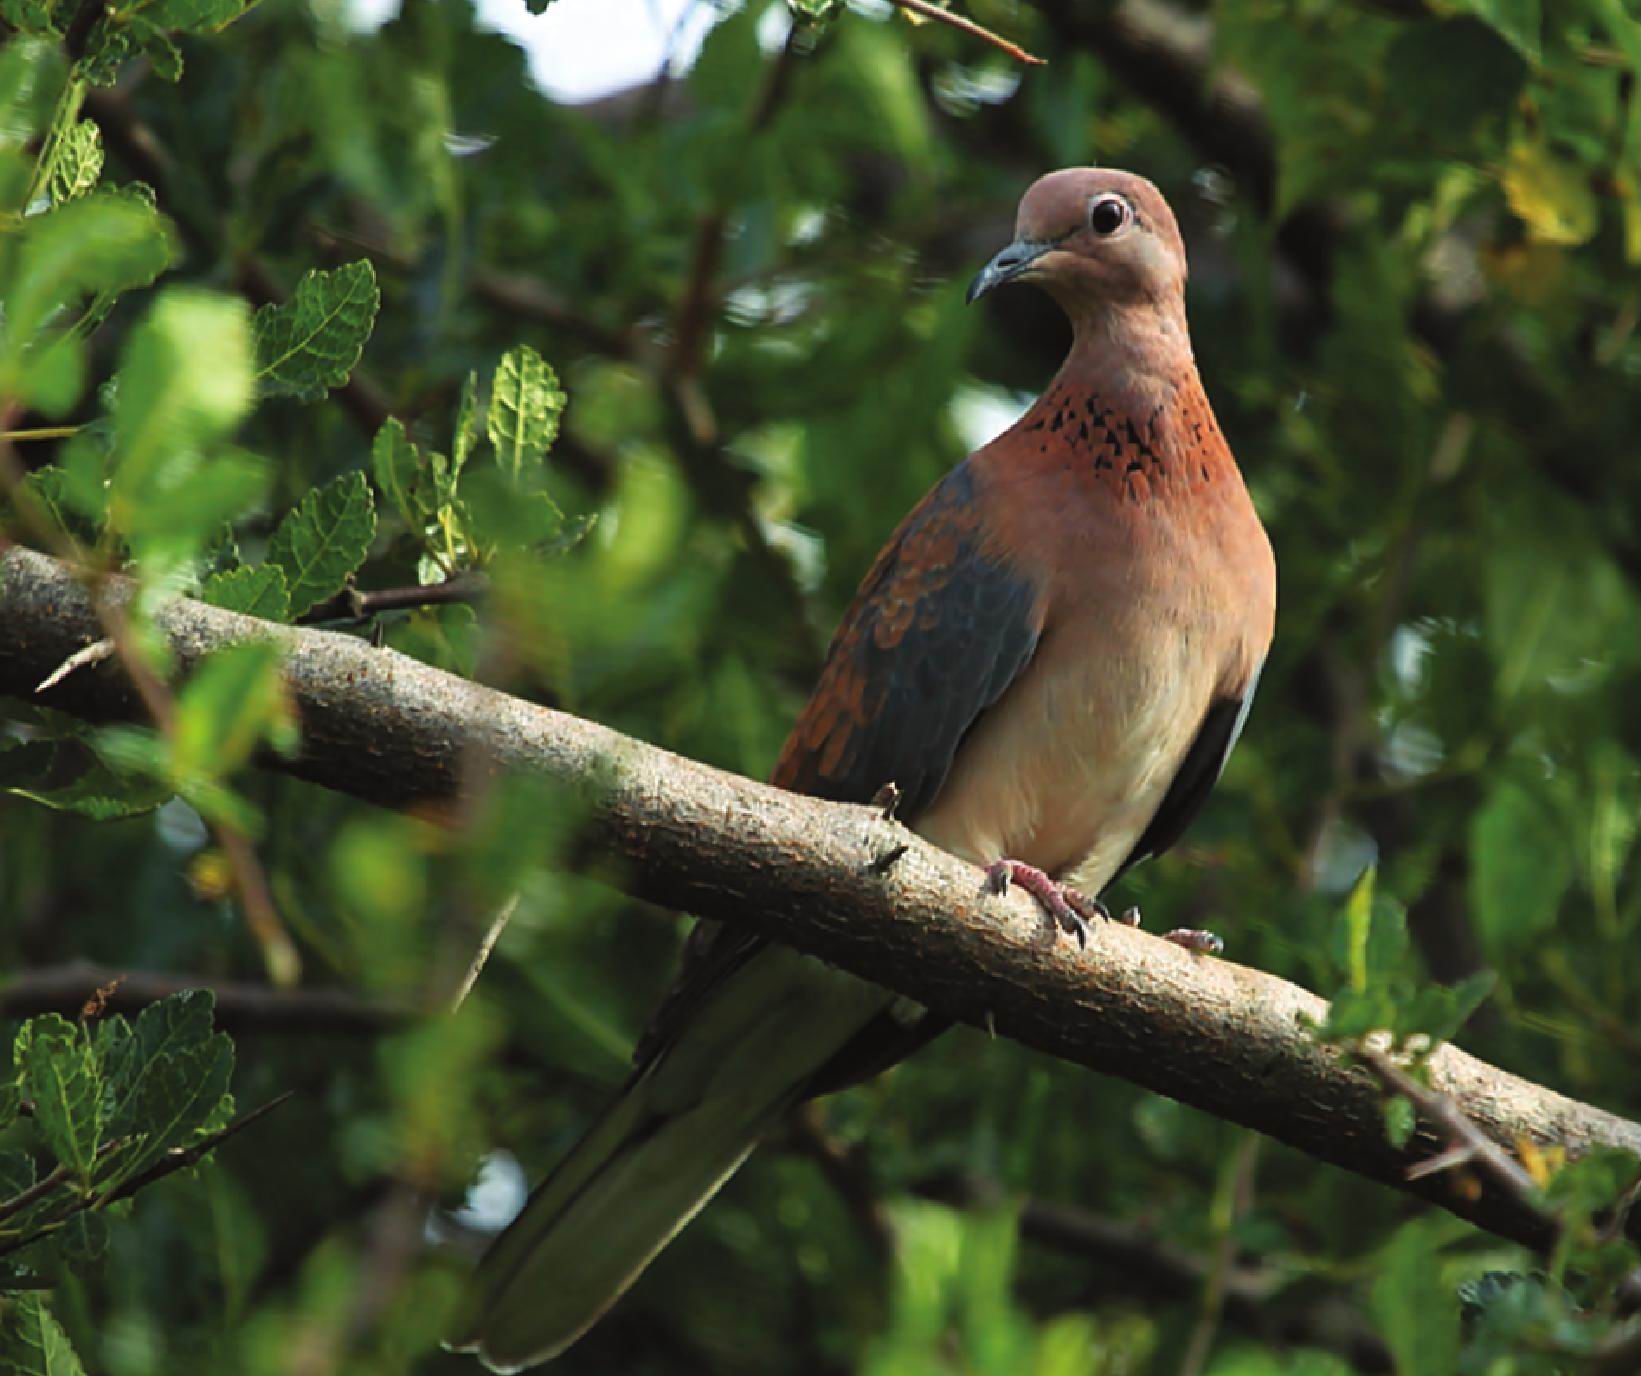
[0,1162,75,1229]
[1361,1047,1545,1209]
[888,0,1047,66]
[867,842,910,875]
[298,572,489,626]
[446,894,519,1013]
[100,1090,296,1206]
[35,635,114,693]
[0,426,80,443]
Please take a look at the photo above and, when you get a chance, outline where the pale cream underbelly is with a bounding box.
[911,637,1213,897]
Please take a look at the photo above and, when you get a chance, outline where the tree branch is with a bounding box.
[3,544,1639,1258]
[0,963,410,1035]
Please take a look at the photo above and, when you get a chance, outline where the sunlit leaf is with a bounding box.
[14,1014,101,1182]
[252,260,379,401]
[0,1293,89,1376]
[265,470,376,616]
[485,345,564,480]
[201,564,293,623]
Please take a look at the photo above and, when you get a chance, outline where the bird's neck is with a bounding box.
[1058,299,1195,412]
[1005,301,1241,499]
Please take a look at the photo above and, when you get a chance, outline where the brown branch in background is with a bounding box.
[889,0,1047,66]
[917,1172,1392,1370]
[0,963,411,1033]
[4,544,1639,1262]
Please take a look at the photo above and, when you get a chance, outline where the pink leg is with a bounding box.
[984,859,1116,949]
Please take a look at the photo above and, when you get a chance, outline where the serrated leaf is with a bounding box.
[252,260,379,402]
[14,1015,101,1183]
[78,16,182,86]
[266,470,376,616]
[148,0,248,30]
[101,992,233,1185]
[171,640,294,784]
[371,417,423,528]
[46,119,101,203]
[452,370,480,476]
[485,344,564,480]
[0,1293,89,1376]
[200,564,291,622]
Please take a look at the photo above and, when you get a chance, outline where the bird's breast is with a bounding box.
[912,494,1258,897]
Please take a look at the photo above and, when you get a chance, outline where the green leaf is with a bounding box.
[14,1014,101,1183]
[485,344,564,480]
[452,369,481,476]
[108,289,259,575]
[101,991,233,1185]
[1451,0,1541,62]
[251,260,380,402]
[1470,779,1573,958]
[0,1293,89,1376]
[0,0,66,34]
[171,640,294,784]
[1504,134,1597,245]
[78,17,182,87]
[0,193,172,399]
[148,0,249,30]
[1370,1218,1461,1376]
[265,470,376,617]
[0,1148,35,1199]
[46,118,101,203]
[200,564,292,622]
[1344,866,1374,992]
[2,732,174,819]
[1383,1095,1416,1149]
[370,417,423,527]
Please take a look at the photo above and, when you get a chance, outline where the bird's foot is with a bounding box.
[984,859,1109,949]
[1162,927,1225,956]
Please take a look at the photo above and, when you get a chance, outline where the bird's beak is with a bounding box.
[966,238,1052,304]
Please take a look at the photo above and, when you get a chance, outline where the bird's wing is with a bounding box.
[634,461,1044,1072]
[1110,656,1265,885]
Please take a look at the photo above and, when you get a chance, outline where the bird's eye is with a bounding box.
[1088,195,1131,237]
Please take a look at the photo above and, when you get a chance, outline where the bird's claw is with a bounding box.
[1162,927,1224,956]
[984,859,1109,949]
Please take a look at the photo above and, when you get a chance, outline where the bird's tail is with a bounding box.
[446,946,893,1371]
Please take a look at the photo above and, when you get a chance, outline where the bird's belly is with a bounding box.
[913,626,1212,896]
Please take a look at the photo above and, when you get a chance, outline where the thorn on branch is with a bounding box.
[35,635,114,693]
[871,781,902,820]
[867,842,910,876]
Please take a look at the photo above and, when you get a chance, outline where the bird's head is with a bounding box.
[967,168,1188,318]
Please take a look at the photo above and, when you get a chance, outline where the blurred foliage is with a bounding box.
[1,0,1639,1370]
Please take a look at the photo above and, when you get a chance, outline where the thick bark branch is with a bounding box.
[2,545,1639,1256]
